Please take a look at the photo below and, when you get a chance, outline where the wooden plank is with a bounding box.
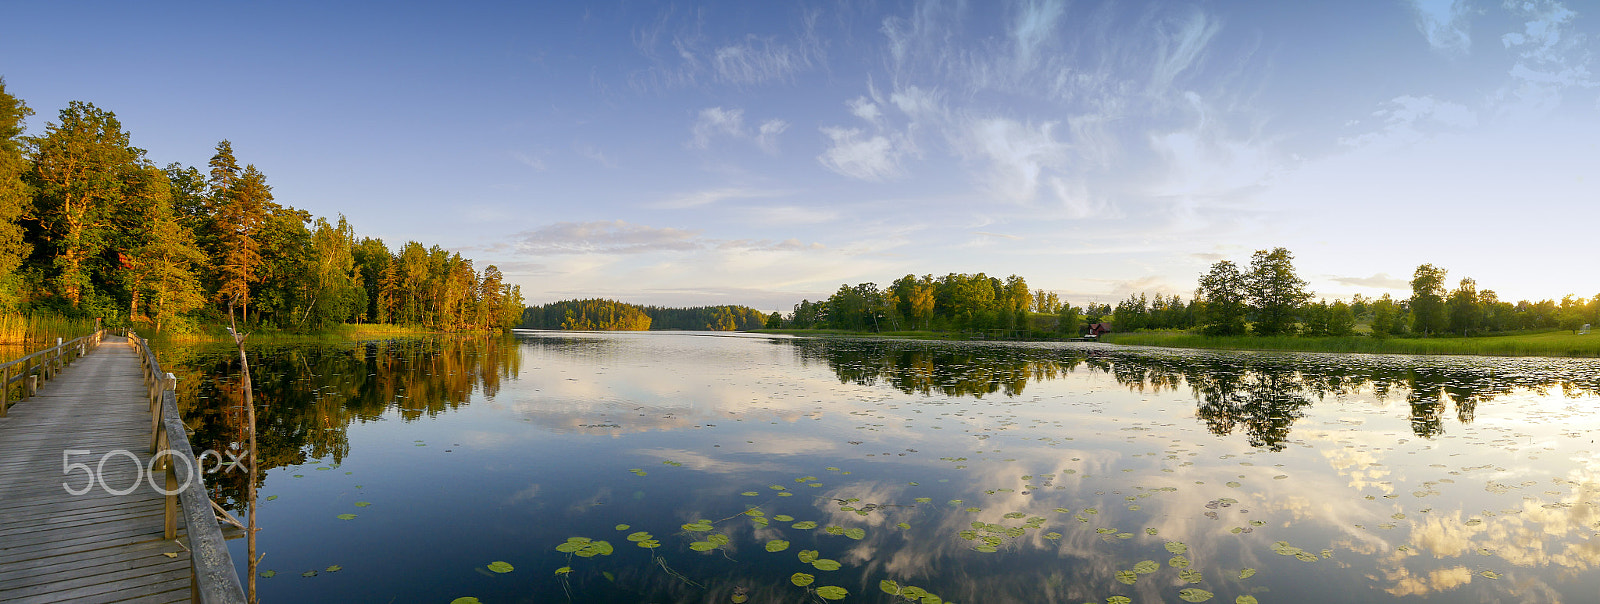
[0,336,242,604]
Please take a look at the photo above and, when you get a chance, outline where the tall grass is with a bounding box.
[1102,330,1600,357]
[0,314,101,346]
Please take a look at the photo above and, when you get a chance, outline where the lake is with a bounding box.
[160,331,1600,603]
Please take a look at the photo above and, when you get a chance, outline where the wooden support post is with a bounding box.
[1,365,8,418]
[163,431,178,540]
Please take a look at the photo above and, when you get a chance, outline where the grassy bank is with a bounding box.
[1101,330,1600,357]
[750,328,979,340]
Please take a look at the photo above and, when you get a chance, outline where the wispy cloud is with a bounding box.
[689,107,746,149]
[650,187,790,210]
[1497,0,1596,118]
[818,126,902,180]
[689,107,789,153]
[1340,95,1478,149]
[630,6,822,90]
[574,143,617,168]
[513,220,702,254]
[1331,273,1410,290]
[1407,0,1474,57]
[712,35,817,84]
[511,151,547,171]
[959,117,1069,202]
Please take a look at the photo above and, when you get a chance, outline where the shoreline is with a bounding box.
[749,328,1600,358]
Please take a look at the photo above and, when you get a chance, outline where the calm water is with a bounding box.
[160,332,1600,603]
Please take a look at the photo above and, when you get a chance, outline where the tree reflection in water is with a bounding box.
[161,335,521,511]
[796,339,1600,449]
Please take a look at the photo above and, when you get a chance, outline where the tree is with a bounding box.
[207,142,270,322]
[1446,278,1483,336]
[305,215,365,327]
[1369,293,1406,338]
[1244,247,1310,336]
[1197,260,1247,336]
[1327,300,1356,336]
[126,184,207,332]
[26,101,142,308]
[0,78,32,289]
[1408,264,1448,335]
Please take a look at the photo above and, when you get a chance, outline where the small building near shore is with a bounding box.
[1087,322,1113,336]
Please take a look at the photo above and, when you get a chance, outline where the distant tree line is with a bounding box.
[0,81,522,332]
[519,299,767,331]
[1183,248,1600,338]
[776,273,1105,336]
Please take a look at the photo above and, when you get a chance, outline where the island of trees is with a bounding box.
[0,80,523,337]
[519,299,769,331]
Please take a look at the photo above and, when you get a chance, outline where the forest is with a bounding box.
[519,299,768,331]
[0,81,523,334]
[774,248,1600,340]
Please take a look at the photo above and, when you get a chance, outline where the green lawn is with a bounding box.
[1100,330,1600,357]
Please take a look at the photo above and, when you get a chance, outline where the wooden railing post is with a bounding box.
[1,365,8,418]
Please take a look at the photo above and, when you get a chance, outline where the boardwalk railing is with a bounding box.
[0,329,105,417]
[129,333,248,604]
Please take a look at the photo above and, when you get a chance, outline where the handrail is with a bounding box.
[0,330,104,417]
[128,333,248,604]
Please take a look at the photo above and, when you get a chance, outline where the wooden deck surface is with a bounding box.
[0,337,193,603]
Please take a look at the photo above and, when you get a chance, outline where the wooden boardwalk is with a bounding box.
[0,337,195,603]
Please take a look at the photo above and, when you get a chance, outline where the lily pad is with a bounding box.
[259,570,276,578]
[487,561,513,574]
[881,579,902,595]
[1133,560,1160,574]
[1481,570,1500,579]
[451,598,481,604]
[627,531,652,542]
[1108,597,1132,604]
[1170,555,1190,568]
[1239,568,1257,579]
[1115,570,1138,585]
[1165,541,1188,554]
[324,565,342,572]
[1179,569,1203,583]
[689,541,717,552]
[793,521,819,530]
[554,567,571,575]
[353,501,370,507]
[844,528,866,540]
[798,550,819,564]
[766,539,790,552]
[774,515,794,522]
[815,586,848,600]
[1178,588,1214,602]
[336,513,357,520]
[1236,597,1258,604]
[791,572,815,587]
[812,559,841,571]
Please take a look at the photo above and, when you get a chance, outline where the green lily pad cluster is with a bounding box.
[881,579,949,603]
[555,537,614,557]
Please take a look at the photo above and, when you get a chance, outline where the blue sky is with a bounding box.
[3,1,1597,311]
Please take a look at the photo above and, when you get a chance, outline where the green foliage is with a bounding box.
[1198,260,1246,336]
[521,299,652,330]
[0,89,521,332]
[1245,247,1310,336]
[1409,263,1448,335]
